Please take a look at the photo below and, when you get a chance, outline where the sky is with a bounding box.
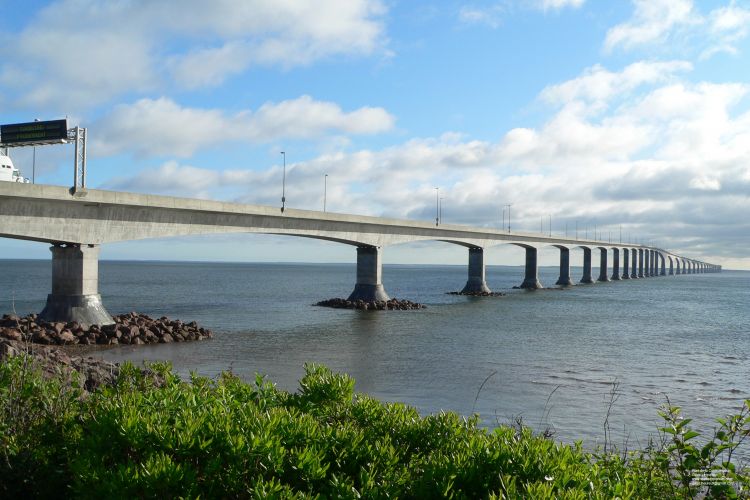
[1,0,750,269]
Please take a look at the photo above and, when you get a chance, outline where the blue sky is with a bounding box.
[2,0,750,269]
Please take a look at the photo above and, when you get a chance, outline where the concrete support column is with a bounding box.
[631,248,638,279]
[39,244,113,326]
[660,253,666,276]
[597,248,610,282]
[622,248,630,279]
[580,247,594,284]
[461,247,491,293]
[644,249,651,277]
[520,247,543,289]
[638,249,645,278]
[555,247,572,286]
[669,257,674,275]
[611,248,621,280]
[348,246,390,302]
[648,251,654,276]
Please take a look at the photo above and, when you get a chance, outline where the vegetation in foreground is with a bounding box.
[1,354,748,498]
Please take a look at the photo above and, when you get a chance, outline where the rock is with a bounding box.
[159,333,174,343]
[59,331,77,345]
[32,331,52,345]
[1,328,23,341]
[53,322,65,334]
[315,297,426,311]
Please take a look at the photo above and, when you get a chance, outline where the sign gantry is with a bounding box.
[0,119,88,190]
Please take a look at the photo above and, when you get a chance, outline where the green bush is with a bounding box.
[0,356,748,498]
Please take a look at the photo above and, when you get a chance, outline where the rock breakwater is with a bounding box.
[0,312,213,346]
[316,298,426,310]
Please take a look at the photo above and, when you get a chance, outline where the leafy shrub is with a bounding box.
[0,355,748,498]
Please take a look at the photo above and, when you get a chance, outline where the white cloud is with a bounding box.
[92,95,395,157]
[540,60,692,106]
[459,5,507,28]
[538,0,585,11]
[459,0,584,28]
[689,175,721,190]
[702,2,750,57]
[605,0,750,58]
[604,0,697,52]
[0,0,388,108]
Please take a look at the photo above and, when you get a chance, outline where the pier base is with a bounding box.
[461,247,492,293]
[598,248,610,282]
[39,244,113,326]
[621,248,630,279]
[580,247,594,284]
[519,247,543,289]
[347,246,390,302]
[555,247,573,286]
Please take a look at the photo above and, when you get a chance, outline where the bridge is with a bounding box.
[0,183,721,326]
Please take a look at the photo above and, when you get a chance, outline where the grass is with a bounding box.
[0,354,748,498]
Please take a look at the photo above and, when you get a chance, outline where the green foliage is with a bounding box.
[0,355,748,498]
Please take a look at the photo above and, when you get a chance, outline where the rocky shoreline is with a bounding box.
[0,312,213,346]
[316,298,426,310]
[447,291,506,297]
[0,337,129,393]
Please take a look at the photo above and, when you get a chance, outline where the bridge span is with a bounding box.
[0,183,721,325]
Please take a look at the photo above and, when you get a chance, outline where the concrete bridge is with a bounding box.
[0,183,721,325]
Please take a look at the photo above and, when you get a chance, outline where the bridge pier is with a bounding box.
[660,253,666,276]
[638,249,645,278]
[669,256,674,275]
[611,248,621,280]
[461,247,491,293]
[580,247,594,284]
[644,249,651,277]
[621,248,630,279]
[631,248,638,278]
[519,247,543,289]
[597,248,610,282]
[39,244,113,327]
[347,246,390,302]
[555,247,573,286]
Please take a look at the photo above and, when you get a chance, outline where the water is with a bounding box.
[2,259,749,449]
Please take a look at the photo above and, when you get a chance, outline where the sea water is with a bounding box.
[2,259,748,448]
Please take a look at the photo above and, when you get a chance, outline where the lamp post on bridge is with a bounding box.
[32,118,40,184]
[280,151,286,213]
[323,173,328,212]
[439,197,443,225]
[435,187,439,226]
[506,204,512,233]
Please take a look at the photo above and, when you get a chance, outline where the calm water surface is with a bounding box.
[2,259,748,448]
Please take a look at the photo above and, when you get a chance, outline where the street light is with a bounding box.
[32,118,39,184]
[280,151,286,213]
[323,173,328,212]
[549,214,552,237]
[506,204,513,233]
[435,187,439,226]
[439,197,443,225]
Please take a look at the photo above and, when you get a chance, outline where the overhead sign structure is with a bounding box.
[0,119,69,147]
